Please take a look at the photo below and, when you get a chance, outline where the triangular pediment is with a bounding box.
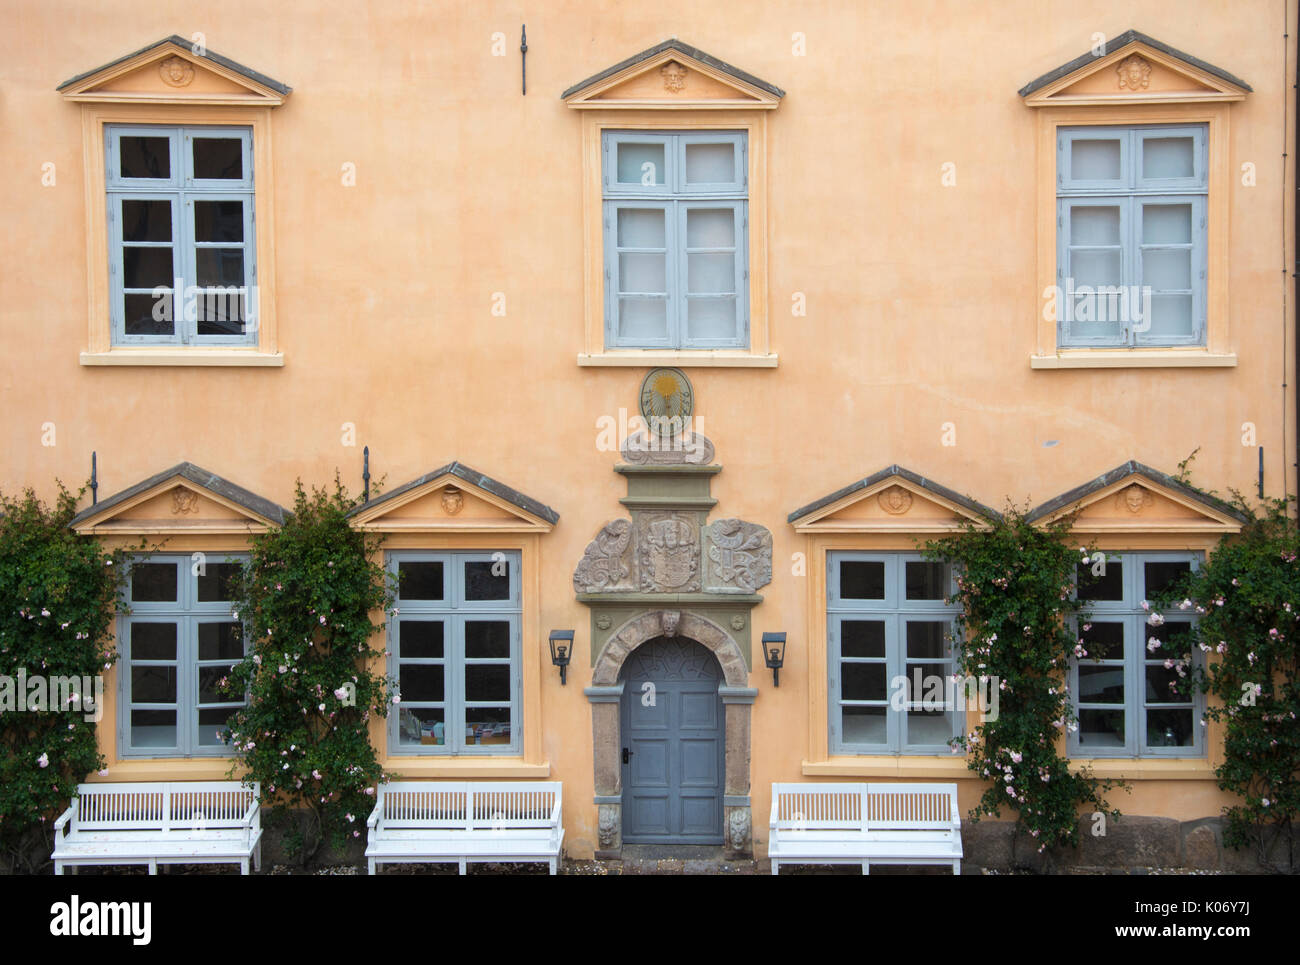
[788,466,999,534]
[563,39,783,110]
[58,36,290,106]
[348,462,558,534]
[70,463,288,536]
[1020,30,1249,107]
[1026,462,1245,535]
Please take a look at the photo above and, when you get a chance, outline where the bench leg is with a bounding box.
[862,862,870,875]
[368,859,377,875]
[549,858,557,875]
[254,841,262,873]
[148,859,157,875]
[952,860,961,875]
[458,858,467,875]
[54,862,63,876]
[770,860,778,876]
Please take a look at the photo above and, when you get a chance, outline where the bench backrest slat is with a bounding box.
[72,782,258,832]
[377,781,561,831]
[772,782,958,832]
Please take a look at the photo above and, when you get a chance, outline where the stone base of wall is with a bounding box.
[962,816,1295,874]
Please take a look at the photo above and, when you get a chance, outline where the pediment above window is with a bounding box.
[788,466,998,534]
[1019,30,1249,107]
[562,38,783,110]
[347,462,558,534]
[57,35,290,106]
[1026,461,1246,536]
[70,462,288,535]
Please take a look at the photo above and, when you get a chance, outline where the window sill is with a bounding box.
[1030,350,1237,369]
[97,759,243,782]
[578,350,778,368]
[382,757,551,779]
[802,756,971,779]
[81,349,284,367]
[1068,758,1213,780]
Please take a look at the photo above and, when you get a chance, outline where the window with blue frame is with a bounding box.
[120,554,248,757]
[602,130,748,349]
[388,551,521,755]
[828,553,962,754]
[1069,552,1205,758]
[1056,124,1207,347]
[106,124,256,346]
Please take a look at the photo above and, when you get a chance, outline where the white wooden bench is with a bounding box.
[769,782,962,875]
[51,781,262,875]
[365,781,564,875]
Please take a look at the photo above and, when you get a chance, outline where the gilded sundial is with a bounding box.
[639,367,694,436]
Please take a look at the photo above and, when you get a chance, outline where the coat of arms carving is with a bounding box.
[573,519,634,592]
[638,512,699,592]
[706,518,772,592]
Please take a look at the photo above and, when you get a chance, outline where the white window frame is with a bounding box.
[1056,124,1207,348]
[601,130,749,349]
[118,553,248,758]
[1069,551,1206,759]
[386,551,522,756]
[106,124,256,347]
[828,552,962,755]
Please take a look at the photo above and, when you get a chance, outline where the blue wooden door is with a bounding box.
[620,637,724,844]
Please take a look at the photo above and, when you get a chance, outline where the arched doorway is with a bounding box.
[619,637,724,844]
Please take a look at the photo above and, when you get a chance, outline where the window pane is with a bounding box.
[124,246,174,288]
[122,200,172,242]
[1143,137,1194,179]
[1071,138,1121,180]
[194,200,244,243]
[1076,560,1123,601]
[842,663,887,701]
[131,562,178,602]
[1146,294,1194,338]
[685,142,735,183]
[615,142,664,186]
[1078,708,1125,748]
[1144,560,1192,599]
[465,665,510,702]
[399,707,446,745]
[686,208,734,247]
[620,252,666,293]
[398,561,444,601]
[1078,666,1125,703]
[465,707,512,746]
[399,620,444,659]
[1146,709,1194,747]
[907,707,954,746]
[198,622,243,661]
[841,620,885,658]
[131,709,177,747]
[399,664,445,702]
[905,562,946,600]
[197,562,241,602]
[192,137,244,179]
[617,208,665,247]
[686,298,736,341]
[465,620,511,658]
[1070,206,1121,245]
[124,292,173,337]
[1142,249,1191,290]
[130,622,177,660]
[839,560,885,600]
[464,561,510,601]
[1143,204,1192,244]
[1071,249,1122,289]
[119,136,171,179]
[1079,621,1124,661]
[842,706,886,744]
[132,666,177,703]
[195,290,248,336]
[198,708,239,746]
[196,248,245,287]
[1161,621,1194,652]
[1144,665,1186,704]
[199,665,237,703]
[687,253,735,293]
[618,298,668,340]
[906,621,948,659]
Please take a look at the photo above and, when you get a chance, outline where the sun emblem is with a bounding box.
[639,367,694,437]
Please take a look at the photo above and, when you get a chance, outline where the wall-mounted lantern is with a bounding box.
[549,630,575,685]
[762,631,787,687]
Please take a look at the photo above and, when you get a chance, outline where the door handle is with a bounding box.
[622,747,632,764]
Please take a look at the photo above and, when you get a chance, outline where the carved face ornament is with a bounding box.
[158,55,195,88]
[441,487,463,516]
[661,61,688,93]
[1116,54,1151,91]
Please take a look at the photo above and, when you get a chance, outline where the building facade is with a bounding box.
[1,1,1294,864]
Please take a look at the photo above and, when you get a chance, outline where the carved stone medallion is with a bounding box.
[595,614,612,631]
[1116,54,1151,91]
[1118,484,1154,514]
[171,489,199,515]
[440,486,463,515]
[574,519,635,592]
[639,368,694,437]
[638,512,700,592]
[878,485,914,516]
[661,61,688,93]
[706,518,772,592]
[158,55,195,88]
